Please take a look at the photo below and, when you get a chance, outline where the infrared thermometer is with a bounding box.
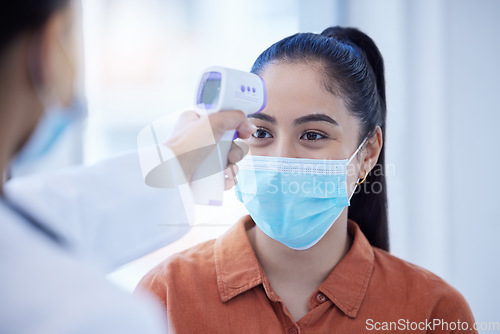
[137,66,266,206]
[190,66,266,205]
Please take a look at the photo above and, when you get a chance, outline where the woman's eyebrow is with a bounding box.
[292,113,339,126]
[248,113,277,124]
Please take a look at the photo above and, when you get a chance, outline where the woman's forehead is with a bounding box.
[259,62,351,125]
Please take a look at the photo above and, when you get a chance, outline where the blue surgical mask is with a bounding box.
[235,139,367,250]
[11,97,86,168]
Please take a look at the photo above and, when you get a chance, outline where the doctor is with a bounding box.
[0,0,256,333]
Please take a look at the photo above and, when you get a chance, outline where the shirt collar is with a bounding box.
[214,216,264,303]
[214,216,374,318]
[318,220,375,318]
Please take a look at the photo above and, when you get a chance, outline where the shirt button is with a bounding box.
[288,328,298,334]
[316,292,327,303]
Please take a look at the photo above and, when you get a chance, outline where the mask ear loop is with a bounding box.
[347,136,368,165]
[347,136,369,200]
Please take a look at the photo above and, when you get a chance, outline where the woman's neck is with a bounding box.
[247,208,352,286]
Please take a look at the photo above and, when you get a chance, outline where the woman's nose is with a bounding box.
[273,137,299,158]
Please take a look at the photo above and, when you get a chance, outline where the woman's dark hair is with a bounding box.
[0,0,69,55]
[251,26,389,251]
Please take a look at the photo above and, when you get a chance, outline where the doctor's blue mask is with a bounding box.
[235,138,367,250]
[11,98,86,168]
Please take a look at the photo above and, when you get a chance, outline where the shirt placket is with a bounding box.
[266,285,332,333]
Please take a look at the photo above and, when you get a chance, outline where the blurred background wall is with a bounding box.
[13,0,499,326]
[331,0,500,325]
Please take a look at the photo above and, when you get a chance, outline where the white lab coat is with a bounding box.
[0,152,190,333]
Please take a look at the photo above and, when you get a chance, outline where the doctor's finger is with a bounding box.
[208,110,257,141]
[227,142,245,164]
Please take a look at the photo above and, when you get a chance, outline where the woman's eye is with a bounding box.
[252,128,273,139]
[300,131,327,141]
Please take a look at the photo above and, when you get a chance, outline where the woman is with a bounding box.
[137,27,477,333]
[0,1,254,333]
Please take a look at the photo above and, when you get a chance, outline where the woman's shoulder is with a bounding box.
[150,238,216,274]
[372,247,450,288]
[135,239,217,295]
[136,219,252,300]
[370,247,473,315]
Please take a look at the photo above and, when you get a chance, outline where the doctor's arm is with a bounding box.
[4,109,255,271]
[4,151,191,271]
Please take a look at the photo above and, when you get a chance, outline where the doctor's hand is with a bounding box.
[164,110,256,188]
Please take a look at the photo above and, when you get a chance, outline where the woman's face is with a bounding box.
[244,61,367,189]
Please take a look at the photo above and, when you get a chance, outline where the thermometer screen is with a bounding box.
[198,72,222,108]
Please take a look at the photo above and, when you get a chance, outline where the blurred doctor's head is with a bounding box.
[0,0,79,158]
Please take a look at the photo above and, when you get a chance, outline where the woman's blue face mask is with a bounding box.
[235,137,367,250]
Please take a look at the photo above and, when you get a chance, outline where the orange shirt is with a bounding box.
[136,216,476,334]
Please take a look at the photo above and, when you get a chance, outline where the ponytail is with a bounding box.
[320,27,389,251]
[252,26,389,251]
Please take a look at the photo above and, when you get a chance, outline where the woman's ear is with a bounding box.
[34,3,76,107]
[360,126,383,178]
